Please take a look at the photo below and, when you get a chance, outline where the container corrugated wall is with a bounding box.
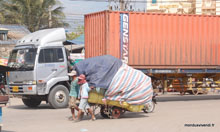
[85,12,107,57]
[85,11,220,69]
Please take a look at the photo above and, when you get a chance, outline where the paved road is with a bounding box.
[2,96,220,132]
[157,92,220,102]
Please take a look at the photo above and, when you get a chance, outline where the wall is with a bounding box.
[146,0,195,14]
[196,0,216,15]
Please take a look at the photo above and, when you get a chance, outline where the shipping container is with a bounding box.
[85,11,220,95]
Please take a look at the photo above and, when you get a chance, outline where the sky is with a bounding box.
[59,0,108,14]
[59,0,108,32]
[59,0,147,32]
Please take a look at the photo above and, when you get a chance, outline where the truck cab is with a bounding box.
[6,28,70,108]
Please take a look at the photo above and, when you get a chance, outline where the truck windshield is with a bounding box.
[8,48,37,71]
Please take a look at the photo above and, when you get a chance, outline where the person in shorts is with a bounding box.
[68,70,80,121]
[75,74,96,122]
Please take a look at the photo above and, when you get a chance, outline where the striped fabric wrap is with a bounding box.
[104,63,153,105]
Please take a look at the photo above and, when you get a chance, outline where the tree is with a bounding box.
[0,0,69,32]
[0,0,4,23]
[66,26,84,40]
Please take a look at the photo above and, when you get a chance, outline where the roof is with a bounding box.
[64,44,84,52]
[17,28,66,46]
[0,40,17,45]
[66,34,84,45]
[0,28,9,31]
[0,24,30,40]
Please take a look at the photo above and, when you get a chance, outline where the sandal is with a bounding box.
[74,119,81,123]
[68,116,74,121]
[90,117,96,121]
[80,113,84,120]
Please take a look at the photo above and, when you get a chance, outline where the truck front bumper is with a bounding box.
[6,85,37,95]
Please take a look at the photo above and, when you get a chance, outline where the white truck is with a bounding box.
[6,28,71,108]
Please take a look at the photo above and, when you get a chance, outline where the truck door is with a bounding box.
[36,47,67,94]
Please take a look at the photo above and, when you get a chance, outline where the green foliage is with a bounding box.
[0,0,69,32]
[0,0,4,23]
[66,26,84,40]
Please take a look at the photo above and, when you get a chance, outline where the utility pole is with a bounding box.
[119,0,125,11]
[49,6,52,28]
[108,0,111,10]
[120,0,132,11]
[109,0,131,11]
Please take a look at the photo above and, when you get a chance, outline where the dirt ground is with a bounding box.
[2,97,220,132]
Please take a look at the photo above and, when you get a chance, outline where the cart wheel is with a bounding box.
[202,90,208,94]
[100,106,109,119]
[180,91,185,95]
[187,90,193,94]
[192,89,199,95]
[143,101,155,113]
[111,107,122,119]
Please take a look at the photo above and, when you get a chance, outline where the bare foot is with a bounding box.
[102,98,107,106]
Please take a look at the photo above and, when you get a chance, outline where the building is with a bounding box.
[196,0,220,15]
[0,24,30,58]
[0,28,9,41]
[146,0,220,15]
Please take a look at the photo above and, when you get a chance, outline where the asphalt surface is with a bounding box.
[156,92,220,102]
[2,93,220,132]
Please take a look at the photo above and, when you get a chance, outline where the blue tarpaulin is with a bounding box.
[74,55,122,89]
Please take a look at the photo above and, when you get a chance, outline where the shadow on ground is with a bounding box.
[2,130,15,132]
[7,104,53,110]
[84,112,148,120]
[121,112,149,119]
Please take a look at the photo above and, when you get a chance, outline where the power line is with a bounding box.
[65,18,84,20]
[71,0,219,3]
[65,18,84,21]
[72,0,220,1]
[66,13,86,15]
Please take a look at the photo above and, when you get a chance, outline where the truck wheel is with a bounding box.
[22,98,41,108]
[48,85,69,109]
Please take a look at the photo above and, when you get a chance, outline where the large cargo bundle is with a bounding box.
[75,55,153,108]
[84,11,220,95]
